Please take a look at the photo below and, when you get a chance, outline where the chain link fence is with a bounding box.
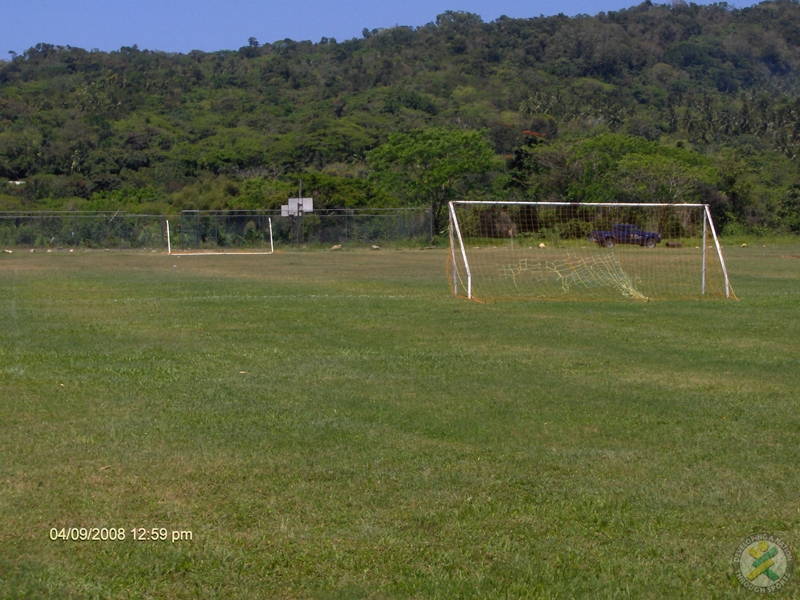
[0,212,167,249]
[177,208,433,250]
[0,208,433,251]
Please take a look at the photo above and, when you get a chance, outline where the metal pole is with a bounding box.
[449,204,458,295]
[268,217,274,254]
[166,220,171,254]
[701,209,707,295]
[704,205,732,298]
[449,202,472,299]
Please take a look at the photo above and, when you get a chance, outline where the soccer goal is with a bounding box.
[166,213,274,256]
[448,201,734,302]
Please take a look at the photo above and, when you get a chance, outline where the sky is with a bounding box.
[3,0,760,56]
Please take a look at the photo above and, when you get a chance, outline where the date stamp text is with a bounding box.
[49,527,193,542]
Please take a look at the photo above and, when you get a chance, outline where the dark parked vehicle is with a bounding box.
[589,224,662,248]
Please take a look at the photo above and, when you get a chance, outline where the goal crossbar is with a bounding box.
[453,201,711,207]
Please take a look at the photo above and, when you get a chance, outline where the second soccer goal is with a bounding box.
[448,201,734,302]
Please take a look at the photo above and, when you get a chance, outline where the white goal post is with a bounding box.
[165,218,274,256]
[448,201,734,302]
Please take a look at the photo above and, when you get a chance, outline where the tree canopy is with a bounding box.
[367,128,498,234]
[0,2,799,233]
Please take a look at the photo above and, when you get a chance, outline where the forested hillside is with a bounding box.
[1,0,799,233]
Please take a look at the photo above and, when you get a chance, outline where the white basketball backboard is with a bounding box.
[283,198,313,216]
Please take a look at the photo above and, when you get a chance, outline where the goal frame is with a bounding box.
[448,201,732,300]
[165,218,274,256]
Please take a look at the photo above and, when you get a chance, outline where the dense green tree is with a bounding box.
[779,184,800,232]
[367,128,498,237]
[614,153,717,204]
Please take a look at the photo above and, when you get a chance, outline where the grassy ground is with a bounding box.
[1,244,799,599]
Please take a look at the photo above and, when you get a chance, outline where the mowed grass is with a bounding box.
[1,245,799,599]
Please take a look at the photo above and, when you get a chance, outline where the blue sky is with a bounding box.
[3,0,759,56]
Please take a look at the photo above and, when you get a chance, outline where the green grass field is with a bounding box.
[1,244,799,599]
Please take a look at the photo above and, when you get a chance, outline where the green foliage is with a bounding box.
[86,186,168,213]
[509,132,720,203]
[169,176,248,211]
[571,135,718,204]
[778,184,800,232]
[0,2,798,231]
[383,89,439,116]
[368,128,498,235]
[295,171,393,208]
